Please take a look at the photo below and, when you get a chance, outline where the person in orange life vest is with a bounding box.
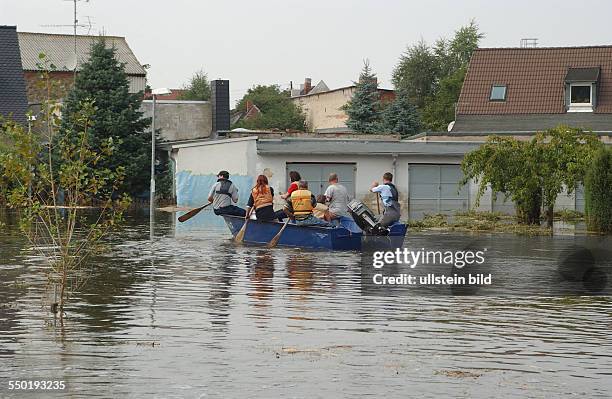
[280,171,301,200]
[287,181,333,227]
[246,175,286,221]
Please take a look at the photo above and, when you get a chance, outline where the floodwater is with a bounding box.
[1,209,611,398]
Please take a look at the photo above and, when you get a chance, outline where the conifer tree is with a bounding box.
[380,88,421,137]
[344,61,381,133]
[59,39,151,195]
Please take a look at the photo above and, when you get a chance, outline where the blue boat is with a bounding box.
[222,215,407,251]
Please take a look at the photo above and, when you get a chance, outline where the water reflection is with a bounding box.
[0,210,611,398]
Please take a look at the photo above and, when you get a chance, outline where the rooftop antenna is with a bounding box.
[520,38,538,48]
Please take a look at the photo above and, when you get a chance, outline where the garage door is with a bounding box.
[408,164,469,220]
[286,163,356,198]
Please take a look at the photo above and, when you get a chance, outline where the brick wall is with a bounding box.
[23,71,73,104]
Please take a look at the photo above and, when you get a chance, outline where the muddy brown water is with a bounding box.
[1,210,611,398]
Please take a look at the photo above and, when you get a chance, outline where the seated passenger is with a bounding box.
[288,181,333,227]
[324,173,351,220]
[208,170,246,217]
[313,194,330,220]
[247,175,286,222]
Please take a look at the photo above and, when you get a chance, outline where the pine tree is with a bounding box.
[380,89,421,137]
[344,61,381,133]
[59,39,151,196]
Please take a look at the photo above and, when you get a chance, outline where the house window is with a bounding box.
[489,85,507,101]
[570,84,591,105]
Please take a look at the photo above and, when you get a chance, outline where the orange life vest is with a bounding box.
[290,189,313,218]
[251,186,273,209]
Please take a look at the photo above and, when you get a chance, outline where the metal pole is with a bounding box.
[150,95,156,216]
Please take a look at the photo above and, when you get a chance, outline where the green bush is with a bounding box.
[584,147,612,233]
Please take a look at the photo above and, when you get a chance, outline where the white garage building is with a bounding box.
[166,133,585,220]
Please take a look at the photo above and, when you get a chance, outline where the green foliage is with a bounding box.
[392,40,439,109]
[344,60,382,133]
[421,66,466,131]
[178,69,211,101]
[1,57,131,318]
[234,85,305,131]
[59,39,151,196]
[584,147,612,233]
[392,20,484,131]
[380,88,421,137]
[461,126,603,226]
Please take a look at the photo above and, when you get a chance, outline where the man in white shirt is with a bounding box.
[324,173,351,220]
[370,172,401,227]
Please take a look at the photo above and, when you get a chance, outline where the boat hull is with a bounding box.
[223,215,362,250]
[222,215,408,251]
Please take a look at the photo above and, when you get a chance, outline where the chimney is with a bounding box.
[303,78,312,94]
[211,80,230,136]
[246,100,253,112]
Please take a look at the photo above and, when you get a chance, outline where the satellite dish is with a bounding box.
[64,53,77,71]
[447,121,455,132]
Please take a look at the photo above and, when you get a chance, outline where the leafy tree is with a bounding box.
[344,60,382,133]
[59,39,151,196]
[178,69,211,101]
[0,66,129,318]
[421,66,466,131]
[392,20,484,131]
[584,147,612,233]
[380,88,421,137]
[531,126,601,227]
[392,40,439,108]
[461,126,602,226]
[234,85,305,131]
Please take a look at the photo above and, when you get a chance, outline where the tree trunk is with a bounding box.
[516,188,542,225]
[545,204,554,228]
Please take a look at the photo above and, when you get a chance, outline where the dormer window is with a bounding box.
[570,84,592,105]
[565,67,599,112]
[489,85,507,101]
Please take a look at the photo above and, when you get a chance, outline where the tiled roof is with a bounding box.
[0,26,28,124]
[17,32,146,75]
[457,46,612,115]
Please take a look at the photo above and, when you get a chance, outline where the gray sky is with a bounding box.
[2,0,610,105]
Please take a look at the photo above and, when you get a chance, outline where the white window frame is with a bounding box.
[568,83,593,112]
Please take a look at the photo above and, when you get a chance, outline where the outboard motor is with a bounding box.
[347,199,389,235]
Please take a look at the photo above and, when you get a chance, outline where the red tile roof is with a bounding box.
[457,46,612,115]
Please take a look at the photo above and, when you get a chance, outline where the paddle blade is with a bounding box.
[267,219,290,248]
[234,219,249,243]
[178,203,211,223]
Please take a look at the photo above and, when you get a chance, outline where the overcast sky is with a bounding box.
[2,0,610,105]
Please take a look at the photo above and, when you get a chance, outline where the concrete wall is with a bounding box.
[171,137,256,206]
[142,100,212,143]
[171,137,584,217]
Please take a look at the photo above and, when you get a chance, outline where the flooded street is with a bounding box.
[1,210,611,398]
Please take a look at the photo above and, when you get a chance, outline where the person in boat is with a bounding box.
[324,173,351,221]
[207,170,246,217]
[280,171,301,200]
[370,172,401,227]
[287,180,333,227]
[246,175,286,222]
[313,194,330,220]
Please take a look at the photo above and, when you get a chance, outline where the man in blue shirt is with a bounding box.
[370,172,401,227]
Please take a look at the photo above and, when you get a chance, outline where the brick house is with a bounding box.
[452,46,612,133]
[17,32,147,106]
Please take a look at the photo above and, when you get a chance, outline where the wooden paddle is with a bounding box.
[178,202,212,223]
[235,207,254,243]
[376,193,381,214]
[267,217,291,248]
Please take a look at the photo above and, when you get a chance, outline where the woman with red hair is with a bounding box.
[247,175,284,221]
